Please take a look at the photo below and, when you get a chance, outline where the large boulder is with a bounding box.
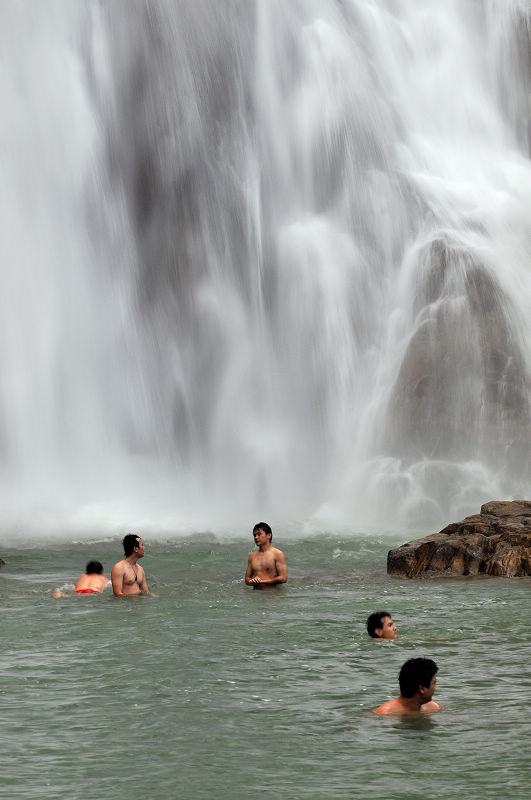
[387,501,531,577]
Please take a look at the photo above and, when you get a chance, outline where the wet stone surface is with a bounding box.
[387,501,531,577]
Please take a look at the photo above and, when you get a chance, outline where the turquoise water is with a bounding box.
[2,533,529,800]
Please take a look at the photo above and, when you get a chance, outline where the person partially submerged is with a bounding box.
[366,610,398,640]
[372,657,443,715]
[111,534,151,596]
[52,560,109,597]
[74,561,109,593]
[245,522,287,589]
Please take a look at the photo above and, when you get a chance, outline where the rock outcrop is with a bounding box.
[387,501,531,577]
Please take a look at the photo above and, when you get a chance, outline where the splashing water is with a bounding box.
[1,0,530,538]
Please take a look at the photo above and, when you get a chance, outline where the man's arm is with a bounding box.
[111,562,125,596]
[245,555,258,585]
[273,549,287,584]
[138,567,150,594]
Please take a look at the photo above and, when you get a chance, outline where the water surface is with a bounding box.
[1,534,528,799]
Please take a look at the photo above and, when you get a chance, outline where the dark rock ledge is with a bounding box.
[387,501,531,577]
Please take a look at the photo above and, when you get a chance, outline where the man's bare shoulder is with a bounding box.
[422,700,443,712]
[372,698,443,716]
[372,698,403,715]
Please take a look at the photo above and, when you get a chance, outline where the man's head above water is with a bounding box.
[85,560,104,575]
[252,522,272,543]
[366,611,397,639]
[122,534,144,558]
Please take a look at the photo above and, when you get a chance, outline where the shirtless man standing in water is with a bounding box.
[111,534,151,596]
[245,522,287,589]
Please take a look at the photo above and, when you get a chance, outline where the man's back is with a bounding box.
[74,573,108,593]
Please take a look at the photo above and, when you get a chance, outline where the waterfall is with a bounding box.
[2,0,531,538]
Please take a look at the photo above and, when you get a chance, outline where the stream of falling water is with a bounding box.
[1,1,530,539]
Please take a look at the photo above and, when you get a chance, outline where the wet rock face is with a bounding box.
[387,501,531,577]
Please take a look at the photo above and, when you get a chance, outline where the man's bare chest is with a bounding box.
[124,565,142,586]
[252,552,276,573]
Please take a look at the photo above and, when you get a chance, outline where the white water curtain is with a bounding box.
[1,1,530,536]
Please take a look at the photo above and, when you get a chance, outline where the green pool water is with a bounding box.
[1,533,529,799]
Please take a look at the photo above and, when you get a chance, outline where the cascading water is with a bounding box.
[1,0,530,539]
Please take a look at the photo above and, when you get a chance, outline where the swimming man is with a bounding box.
[366,610,398,640]
[52,560,109,597]
[74,561,109,593]
[111,534,151,596]
[245,522,287,589]
[372,657,443,715]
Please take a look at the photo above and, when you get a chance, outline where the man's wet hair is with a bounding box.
[253,522,272,542]
[123,533,141,557]
[86,561,103,575]
[366,611,392,638]
[399,658,438,698]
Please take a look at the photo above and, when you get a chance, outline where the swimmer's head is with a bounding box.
[123,533,143,556]
[86,561,104,575]
[399,658,438,698]
[367,611,397,639]
[253,522,272,542]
